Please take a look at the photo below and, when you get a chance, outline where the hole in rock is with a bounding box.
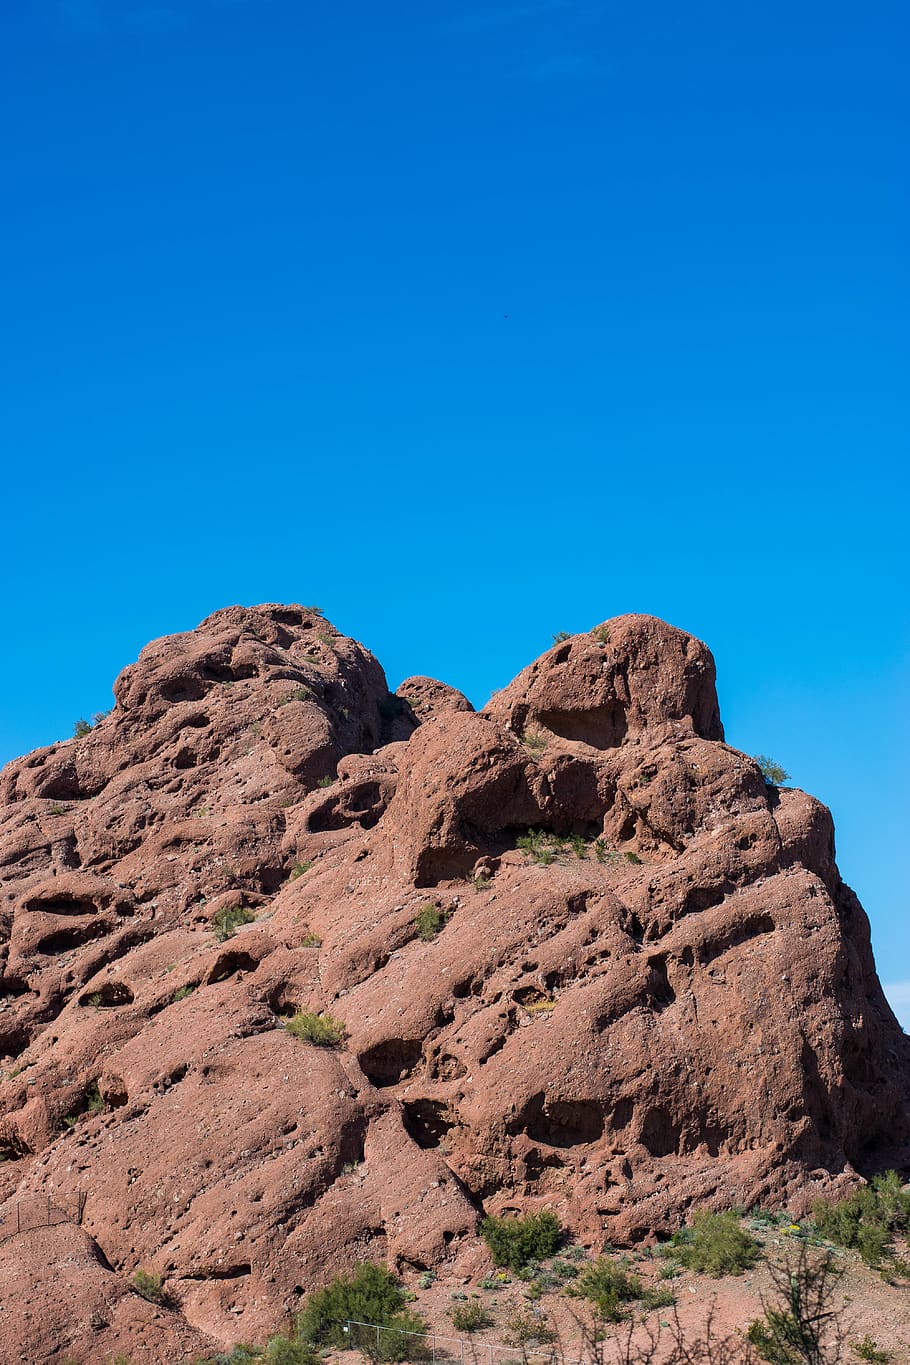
[0,1133,32,1159]
[187,1263,252,1281]
[25,896,98,917]
[645,955,675,1009]
[525,1097,604,1147]
[160,677,207,704]
[680,882,732,917]
[609,1098,634,1131]
[207,951,259,984]
[639,1106,680,1158]
[359,1038,423,1087]
[0,1026,31,1059]
[174,748,197,770]
[698,913,775,965]
[402,1099,455,1150]
[37,772,82,801]
[307,782,385,833]
[78,982,134,1008]
[430,1052,467,1081]
[0,977,32,998]
[536,703,628,749]
[200,662,235,684]
[36,921,109,955]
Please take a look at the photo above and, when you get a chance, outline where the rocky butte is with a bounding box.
[0,605,906,1361]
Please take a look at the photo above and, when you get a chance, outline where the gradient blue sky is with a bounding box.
[2,0,907,1024]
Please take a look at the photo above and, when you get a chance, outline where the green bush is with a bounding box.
[131,1268,164,1303]
[414,904,443,941]
[812,1172,910,1266]
[568,1257,642,1322]
[747,1244,844,1365]
[211,905,256,942]
[480,1210,563,1269]
[290,862,312,880]
[852,1337,891,1364]
[73,717,93,739]
[297,1263,421,1349]
[667,1210,760,1277]
[449,1301,492,1333]
[285,1011,345,1047]
[261,1338,321,1365]
[755,755,790,785]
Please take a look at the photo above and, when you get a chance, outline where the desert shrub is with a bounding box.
[316,776,334,788]
[640,1285,676,1310]
[568,1256,642,1322]
[481,1210,563,1269]
[503,1308,556,1345]
[552,631,571,643]
[450,1301,492,1333]
[755,755,790,785]
[131,1268,164,1303]
[172,983,196,1002]
[211,905,255,942]
[285,1010,345,1047]
[747,1243,845,1365]
[515,830,561,866]
[73,717,93,738]
[667,1210,760,1276]
[414,903,443,941]
[261,1338,321,1365]
[522,732,548,753]
[297,1263,425,1353]
[812,1172,909,1266]
[852,1338,891,1363]
[290,861,312,880]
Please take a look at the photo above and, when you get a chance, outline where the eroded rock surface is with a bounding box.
[0,605,906,1359]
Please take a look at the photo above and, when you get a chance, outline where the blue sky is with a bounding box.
[1,0,907,1025]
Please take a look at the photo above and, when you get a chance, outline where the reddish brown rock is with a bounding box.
[0,606,906,1360]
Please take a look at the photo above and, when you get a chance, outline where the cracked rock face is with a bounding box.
[0,605,906,1361]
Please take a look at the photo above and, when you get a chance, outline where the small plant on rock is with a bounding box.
[415,903,443,941]
[755,755,790,786]
[73,718,93,739]
[131,1268,165,1303]
[285,1010,345,1047]
[853,1338,892,1364]
[210,905,256,942]
[290,861,312,880]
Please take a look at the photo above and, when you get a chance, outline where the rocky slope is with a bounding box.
[0,605,906,1362]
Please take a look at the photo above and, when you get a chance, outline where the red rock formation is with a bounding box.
[0,605,906,1360]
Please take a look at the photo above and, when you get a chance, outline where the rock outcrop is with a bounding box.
[0,605,906,1361]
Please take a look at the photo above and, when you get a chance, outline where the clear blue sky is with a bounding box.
[2,1,907,1024]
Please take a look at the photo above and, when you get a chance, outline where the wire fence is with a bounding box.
[0,1189,85,1244]
[342,1319,578,1365]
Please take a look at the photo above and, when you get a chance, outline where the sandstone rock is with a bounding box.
[0,606,905,1359]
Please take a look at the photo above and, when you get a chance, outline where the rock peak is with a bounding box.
[0,606,906,1361]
